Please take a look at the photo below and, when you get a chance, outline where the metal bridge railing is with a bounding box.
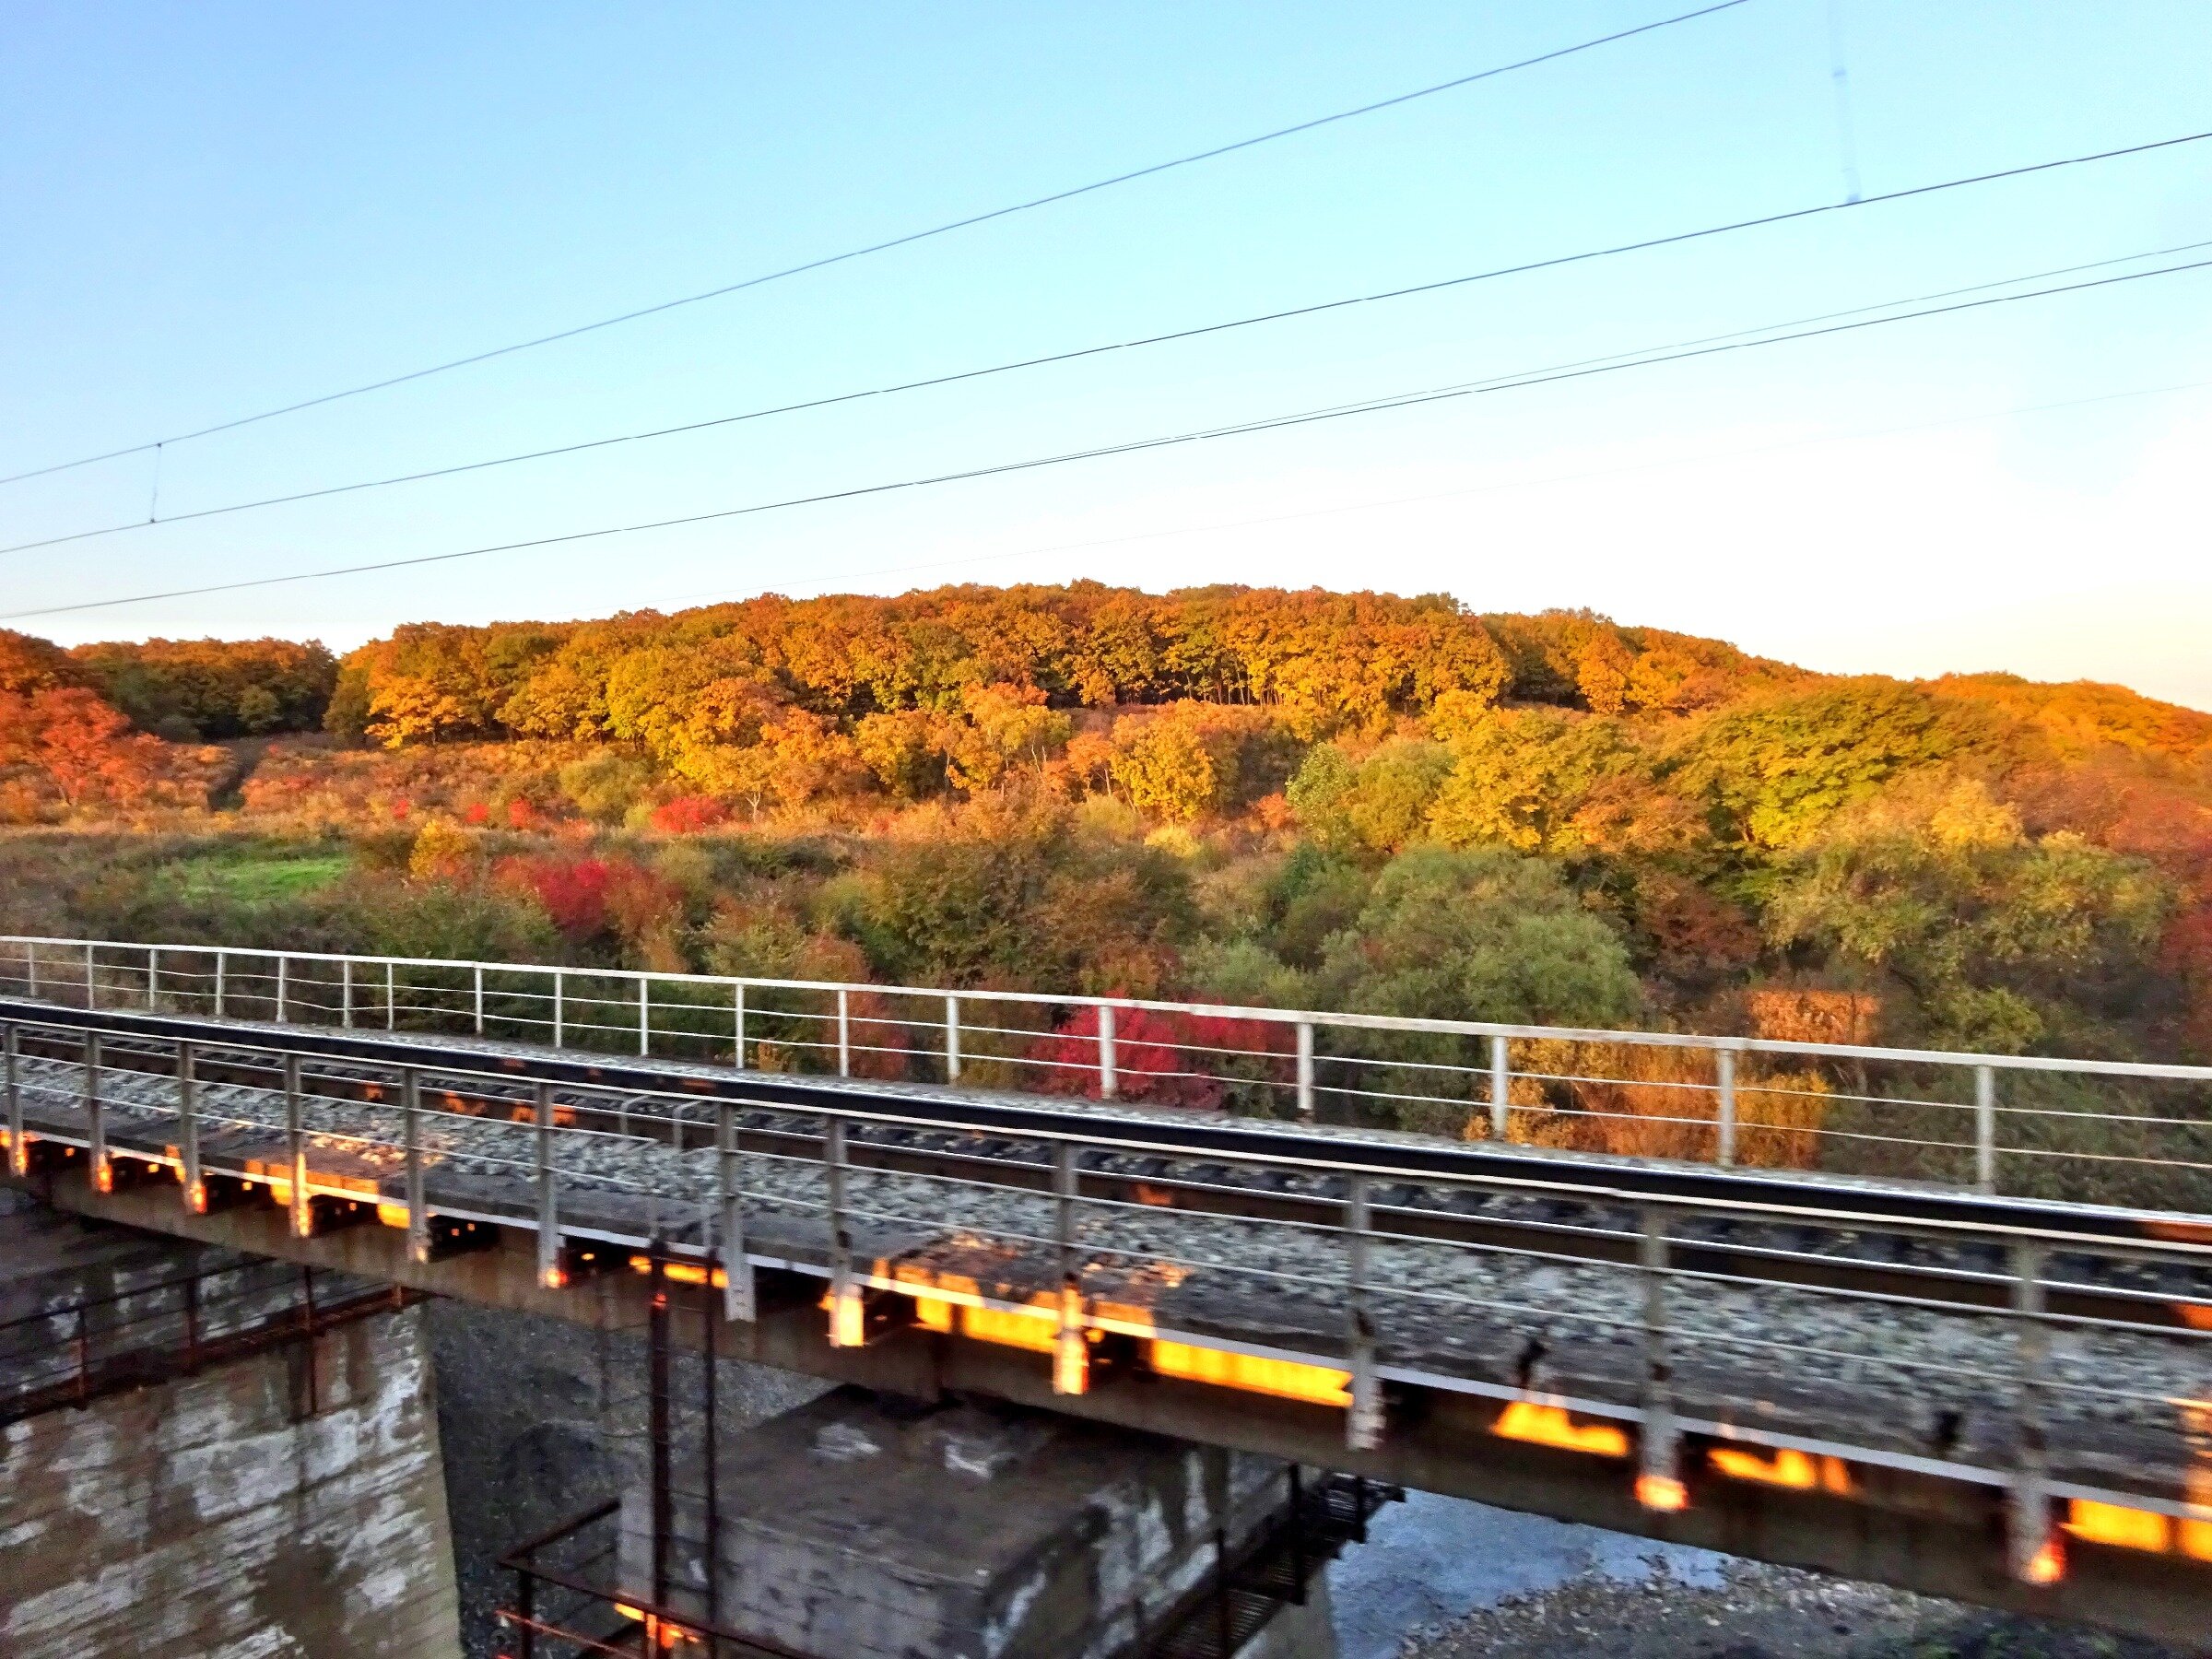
[3,932,2210,1214]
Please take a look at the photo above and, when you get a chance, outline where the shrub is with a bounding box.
[1030,1003,1294,1110]
[651,794,729,834]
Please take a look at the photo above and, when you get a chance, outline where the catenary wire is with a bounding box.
[0,1,1752,488]
[652,375,2212,607]
[6,252,2205,623]
[5,126,2206,559]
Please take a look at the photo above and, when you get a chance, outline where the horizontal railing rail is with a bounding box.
[3,933,2209,1213]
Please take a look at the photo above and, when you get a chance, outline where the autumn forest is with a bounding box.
[4,582,2210,1104]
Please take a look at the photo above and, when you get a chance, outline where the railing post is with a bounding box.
[719,1101,754,1322]
[1974,1065,1998,1194]
[86,1031,108,1194]
[639,977,651,1057]
[703,1270,722,1634]
[213,949,224,1018]
[647,1250,673,1609]
[1345,1173,1382,1450]
[535,1081,560,1289]
[836,989,852,1077]
[286,1052,310,1238]
[825,1114,860,1346]
[179,1040,203,1210]
[2007,1239,2057,1583]
[85,941,96,1010]
[403,1068,429,1265]
[947,994,961,1083]
[384,961,396,1030]
[474,963,485,1035]
[1099,1003,1118,1100]
[4,1024,22,1178]
[1053,1140,1087,1395]
[276,954,288,1023]
[552,971,564,1048]
[1296,1020,1314,1118]
[341,958,354,1029]
[1716,1047,1737,1169]
[147,945,159,1010]
[25,941,36,1000]
[732,982,747,1070]
[1489,1034,1510,1141]
[1636,1205,1686,1511]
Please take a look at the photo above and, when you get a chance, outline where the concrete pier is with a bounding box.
[0,1191,462,1659]
[616,1384,1338,1659]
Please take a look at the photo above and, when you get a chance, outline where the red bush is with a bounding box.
[494,853,687,945]
[1029,1002,1291,1110]
[651,794,728,834]
[496,854,614,939]
[463,801,491,826]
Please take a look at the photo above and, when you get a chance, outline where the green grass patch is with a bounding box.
[159,847,353,905]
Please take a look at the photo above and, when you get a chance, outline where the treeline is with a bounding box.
[307,585,1806,817]
[323,584,1803,747]
[0,629,337,741]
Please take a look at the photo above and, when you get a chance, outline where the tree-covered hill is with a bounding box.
[4,582,2209,1075]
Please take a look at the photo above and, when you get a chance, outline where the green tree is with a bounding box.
[1285,743,1359,848]
[1318,845,1641,1028]
[1671,680,1982,852]
[1309,845,1641,1135]
[1285,739,1451,853]
[1765,778,2171,1052]
[852,830,1191,994]
[1341,740,1453,853]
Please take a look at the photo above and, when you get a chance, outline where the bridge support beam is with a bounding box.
[17,1162,2212,1650]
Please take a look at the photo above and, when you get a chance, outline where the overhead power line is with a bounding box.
[0,0,1753,489]
[659,373,2212,607]
[9,124,2208,559]
[7,252,2206,624]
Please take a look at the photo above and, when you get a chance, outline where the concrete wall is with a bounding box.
[424,1297,824,1659]
[0,1197,461,1659]
[619,1385,1315,1659]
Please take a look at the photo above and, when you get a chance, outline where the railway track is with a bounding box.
[6,996,2208,1333]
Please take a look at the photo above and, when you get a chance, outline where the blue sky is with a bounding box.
[4,3,2209,703]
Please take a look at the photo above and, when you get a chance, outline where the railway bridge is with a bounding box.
[3,935,2210,1653]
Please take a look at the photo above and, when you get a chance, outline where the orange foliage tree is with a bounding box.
[0,686,210,814]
